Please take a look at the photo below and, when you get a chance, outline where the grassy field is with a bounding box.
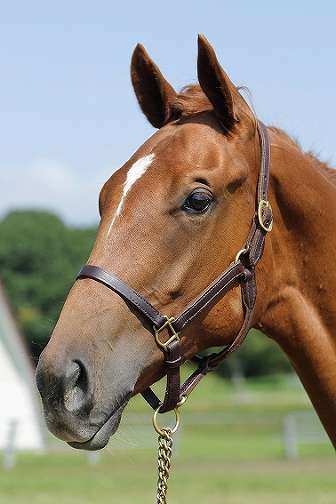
[0,373,334,504]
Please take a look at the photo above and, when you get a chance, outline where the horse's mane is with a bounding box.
[269,127,336,187]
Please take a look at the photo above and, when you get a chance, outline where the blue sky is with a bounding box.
[1,1,335,224]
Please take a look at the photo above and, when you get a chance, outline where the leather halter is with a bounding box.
[76,121,273,413]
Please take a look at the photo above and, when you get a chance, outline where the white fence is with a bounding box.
[0,411,330,468]
[283,411,329,459]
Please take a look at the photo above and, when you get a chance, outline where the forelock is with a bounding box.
[171,85,213,118]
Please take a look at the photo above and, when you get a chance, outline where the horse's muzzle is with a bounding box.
[35,351,98,442]
[36,347,133,449]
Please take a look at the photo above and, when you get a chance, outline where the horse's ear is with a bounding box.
[197,34,241,132]
[131,44,177,128]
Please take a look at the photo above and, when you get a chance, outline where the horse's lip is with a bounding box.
[68,400,128,451]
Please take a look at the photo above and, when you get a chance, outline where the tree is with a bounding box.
[0,210,96,362]
[217,329,292,378]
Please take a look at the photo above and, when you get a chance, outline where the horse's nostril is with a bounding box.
[64,361,81,390]
[63,360,90,414]
[65,360,88,392]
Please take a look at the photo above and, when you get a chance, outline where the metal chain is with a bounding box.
[156,428,173,504]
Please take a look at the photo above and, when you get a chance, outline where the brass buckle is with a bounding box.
[257,199,273,232]
[154,316,180,350]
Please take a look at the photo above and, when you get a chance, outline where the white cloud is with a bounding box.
[0,158,114,225]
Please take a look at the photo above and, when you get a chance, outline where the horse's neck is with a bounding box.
[259,129,336,447]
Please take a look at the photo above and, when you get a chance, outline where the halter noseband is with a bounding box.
[76,121,273,413]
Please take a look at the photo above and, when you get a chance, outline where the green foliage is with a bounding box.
[218,329,292,378]
[242,329,292,376]
[0,210,96,360]
[0,209,291,376]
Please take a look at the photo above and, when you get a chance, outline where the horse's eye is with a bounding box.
[182,189,213,214]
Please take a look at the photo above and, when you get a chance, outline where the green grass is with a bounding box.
[0,374,334,504]
[0,453,335,504]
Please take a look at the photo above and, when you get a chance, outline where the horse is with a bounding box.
[36,35,336,453]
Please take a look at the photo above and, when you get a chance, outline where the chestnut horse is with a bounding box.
[36,35,336,451]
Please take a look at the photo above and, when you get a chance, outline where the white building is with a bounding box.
[0,282,45,451]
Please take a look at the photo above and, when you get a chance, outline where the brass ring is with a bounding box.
[176,395,187,407]
[152,406,180,435]
[235,248,248,263]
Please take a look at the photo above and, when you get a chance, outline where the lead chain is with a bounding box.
[156,428,173,504]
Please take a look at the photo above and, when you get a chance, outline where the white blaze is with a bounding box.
[108,153,155,234]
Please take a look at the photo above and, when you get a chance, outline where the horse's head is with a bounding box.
[36,36,264,450]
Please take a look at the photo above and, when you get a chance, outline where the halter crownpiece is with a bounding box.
[76,120,272,414]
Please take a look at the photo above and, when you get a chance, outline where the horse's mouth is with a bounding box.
[68,401,127,451]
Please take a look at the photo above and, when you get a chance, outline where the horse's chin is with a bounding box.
[68,402,126,451]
